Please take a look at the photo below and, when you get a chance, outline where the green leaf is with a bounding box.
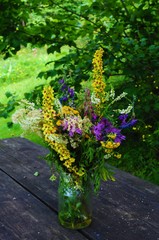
[5,91,13,98]
[49,174,57,181]
[7,122,13,128]
[100,167,109,181]
[0,111,8,118]
[34,171,39,177]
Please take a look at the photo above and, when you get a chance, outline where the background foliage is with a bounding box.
[0,0,159,184]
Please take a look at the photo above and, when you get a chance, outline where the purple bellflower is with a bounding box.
[93,117,125,143]
[119,114,137,129]
[58,79,75,104]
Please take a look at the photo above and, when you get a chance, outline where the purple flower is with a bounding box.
[59,79,67,91]
[120,119,138,129]
[107,126,126,143]
[62,120,68,131]
[114,132,126,143]
[68,87,75,98]
[60,96,68,102]
[69,126,82,137]
[59,79,65,84]
[93,124,104,141]
[93,118,112,141]
[61,84,67,91]
[75,128,82,135]
[58,79,75,105]
[69,130,74,137]
[119,114,137,129]
[118,114,128,123]
[61,117,82,137]
[93,117,126,143]
[92,113,98,122]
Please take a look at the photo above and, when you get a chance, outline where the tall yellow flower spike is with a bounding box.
[42,86,84,178]
[42,86,75,172]
[92,48,106,104]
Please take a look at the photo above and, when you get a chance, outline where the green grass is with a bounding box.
[0,45,69,143]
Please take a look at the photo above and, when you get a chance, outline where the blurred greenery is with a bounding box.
[0,45,67,143]
[0,0,159,185]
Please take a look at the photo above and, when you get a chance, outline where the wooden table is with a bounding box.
[0,137,159,240]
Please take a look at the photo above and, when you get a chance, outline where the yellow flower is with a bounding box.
[42,86,76,172]
[105,141,114,149]
[56,120,62,126]
[113,142,120,148]
[114,153,122,159]
[70,157,75,163]
[63,160,72,168]
[105,149,113,154]
[71,166,85,177]
[85,134,90,138]
[92,48,106,105]
[107,134,116,140]
[101,140,120,150]
[62,106,79,115]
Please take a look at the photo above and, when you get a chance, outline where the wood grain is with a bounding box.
[0,137,159,240]
[0,170,89,240]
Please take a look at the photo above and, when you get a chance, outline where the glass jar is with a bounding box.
[58,172,93,229]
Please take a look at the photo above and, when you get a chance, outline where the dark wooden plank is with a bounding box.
[0,137,57,209]
[0,170,89,240]
[88,180,159,240]
[0,137,159,240]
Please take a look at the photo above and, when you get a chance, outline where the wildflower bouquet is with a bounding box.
[12,48,137,192]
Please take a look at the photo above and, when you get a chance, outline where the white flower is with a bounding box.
[48,134,68,145]
[105,88,115,101]
[91,93,100,104]
[20,109,43,136]
[12,108,27,123]
[12,102,43,137]
[109,92,128,106]
[113,104,133,114]
[119,105,133,114]
[20,99,35,110]
[54,98,62,112]
[110,88,115,99]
